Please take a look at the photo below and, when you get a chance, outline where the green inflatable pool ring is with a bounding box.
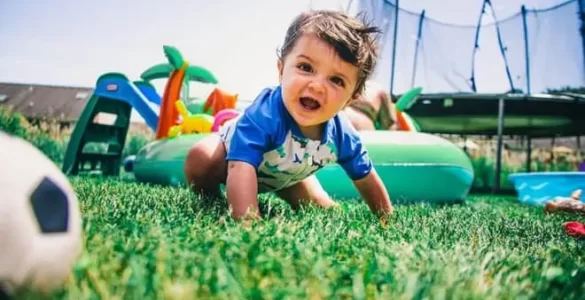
[132,131,474,204]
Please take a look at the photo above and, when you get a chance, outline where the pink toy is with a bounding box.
[212,109,240,132]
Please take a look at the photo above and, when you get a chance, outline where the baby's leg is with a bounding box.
[344,106,376,131]
[275,175,339,210]
[184,134,228,199]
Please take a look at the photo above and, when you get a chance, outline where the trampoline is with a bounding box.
[400,92,585,193]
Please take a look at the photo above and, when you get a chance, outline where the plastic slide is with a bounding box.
[134,80,161,106]
[93,73,160,131]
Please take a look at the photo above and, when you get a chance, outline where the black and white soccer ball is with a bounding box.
[0,131,82,295]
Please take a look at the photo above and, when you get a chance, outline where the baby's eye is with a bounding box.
[330,76,345,87]
[297,62,312,72]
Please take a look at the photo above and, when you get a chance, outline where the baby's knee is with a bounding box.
[185,145,211,182]
[185,145,205,179]
[184,137,226,185]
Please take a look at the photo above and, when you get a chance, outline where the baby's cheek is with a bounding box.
[332,92,350,107]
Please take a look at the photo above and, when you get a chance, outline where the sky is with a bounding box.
[0,0,581,121]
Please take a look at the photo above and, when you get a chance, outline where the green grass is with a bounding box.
[20,177,585,299]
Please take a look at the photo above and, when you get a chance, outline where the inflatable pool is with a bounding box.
[132,131,474,204]
[508,172,585,206]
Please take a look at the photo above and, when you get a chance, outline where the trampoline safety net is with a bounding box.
[348,0,585,95]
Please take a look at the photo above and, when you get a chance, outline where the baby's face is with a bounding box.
[277,33,359,131]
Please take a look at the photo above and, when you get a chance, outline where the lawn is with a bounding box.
[21,177,585,299]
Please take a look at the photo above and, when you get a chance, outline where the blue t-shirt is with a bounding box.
[219,86,372,192]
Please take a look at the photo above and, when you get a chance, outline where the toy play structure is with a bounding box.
[62,45,236,177]
[61,73,161,176]
[63,45,476,204]
[394,87,422,132]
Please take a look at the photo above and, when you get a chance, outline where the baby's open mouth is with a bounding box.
[300,97,321,111]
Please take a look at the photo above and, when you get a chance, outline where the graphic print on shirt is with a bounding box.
[256,131,338,191]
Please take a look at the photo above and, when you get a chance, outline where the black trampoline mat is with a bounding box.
[402,93,585,136]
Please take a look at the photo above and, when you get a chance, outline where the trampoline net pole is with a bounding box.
[470,0,488,92]
[521,5,531,94]
[410,10,425,88]
[389,0,400,94]
[578,0,585,73]
[486,0,517,92]
[526,137,532,173]
[494,96,506,194]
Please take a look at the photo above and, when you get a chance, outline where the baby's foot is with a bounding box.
[545,199,585,214]
[571,189,582,201]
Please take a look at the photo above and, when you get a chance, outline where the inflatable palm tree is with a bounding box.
[394,87,423,131]
[140,45,219,139]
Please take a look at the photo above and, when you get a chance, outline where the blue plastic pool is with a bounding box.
[508,172,585,206]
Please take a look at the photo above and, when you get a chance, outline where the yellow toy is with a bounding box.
[168,100,215,137]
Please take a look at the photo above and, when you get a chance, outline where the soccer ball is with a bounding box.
[0,131,83,294]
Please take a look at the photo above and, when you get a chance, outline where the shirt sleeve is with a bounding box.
[224,89,277,169]
[336,115,373,180]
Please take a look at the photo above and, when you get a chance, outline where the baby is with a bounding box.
[184,10,393,220]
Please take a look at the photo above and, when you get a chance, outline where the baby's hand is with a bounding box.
[379,214,391,229]
[352,169,393,219]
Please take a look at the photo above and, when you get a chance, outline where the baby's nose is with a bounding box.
[308,78,326,93]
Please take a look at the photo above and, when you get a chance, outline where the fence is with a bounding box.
[349,0,585,95]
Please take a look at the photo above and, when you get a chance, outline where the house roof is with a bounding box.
[0,82,94,122]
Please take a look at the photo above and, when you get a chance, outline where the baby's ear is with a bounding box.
[277,59,284,82]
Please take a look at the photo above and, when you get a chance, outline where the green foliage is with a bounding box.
[123,134,150,157]
[470,154,582,190]
[470,156,519,190]
[1,106,153,166]
[471,156,495,188]
[546,86,585,95]
[29,134,66,164]
[0,105,29,137]
[15,177,585,299]
[0,106,66,163]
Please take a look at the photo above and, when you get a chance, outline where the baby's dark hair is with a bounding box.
[277,10,381,98]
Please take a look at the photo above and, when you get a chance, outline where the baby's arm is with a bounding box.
[224,119,268,220]
[337,117,393,218]
[222,89,276,221]
[352,168,393,217]
[226,161,260,220]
